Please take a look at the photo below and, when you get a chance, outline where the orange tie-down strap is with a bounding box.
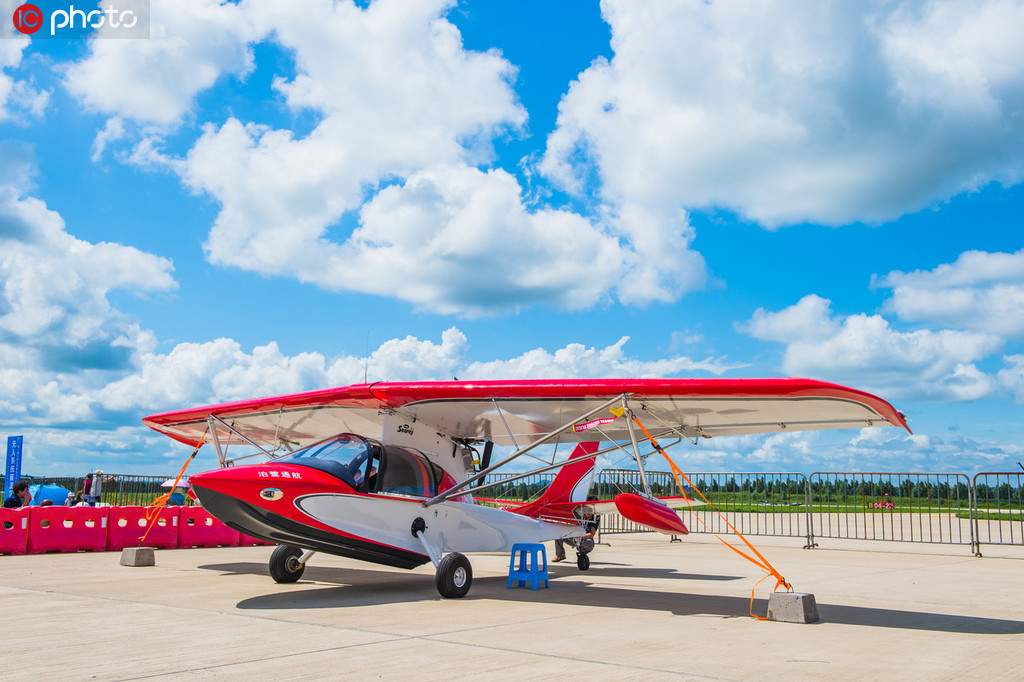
[141,434,206,544]
[632,416,793,620]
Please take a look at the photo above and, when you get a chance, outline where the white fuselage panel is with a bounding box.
[295,493,582,554]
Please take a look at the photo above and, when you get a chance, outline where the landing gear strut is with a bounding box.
[413,516,474,598]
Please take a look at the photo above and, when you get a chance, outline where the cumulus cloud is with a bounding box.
[742,294,838,343]
[10,426,204,476]
[175,0,622,315]
[877,248,1024,338]
[0,147,177,429]
[465,336,740,379]
[63,0,707,313]
[97,328,735,415]
[542,0,1024,228]
[998,355,1024,403]
[63,0,257,125]
[0,152,176,352]
[0,18,47,121]
[90,117,126,162]
[744,295,1001,401]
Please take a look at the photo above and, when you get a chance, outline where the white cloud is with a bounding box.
[542,0,1024,228]
[0,158,176,349]
[327,328,468,386]
[169,1,558,314]
[64,0,256,125]
[744,296,1001,401]
[998,355,1024,403]
[98,339,327,411]
[878,249,1024,338]
[742,294,838,343]
[748,431,816,465]
[0,146,176,428]
[334,166,623,314]
[667,329,704,351]
[90,117,126,162]
[464,336,741,379]
[0,17,47,121]
[66,0,706,313]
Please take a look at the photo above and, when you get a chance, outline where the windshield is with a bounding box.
[277,434,376,488]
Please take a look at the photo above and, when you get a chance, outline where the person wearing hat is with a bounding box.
[83,469,113,506]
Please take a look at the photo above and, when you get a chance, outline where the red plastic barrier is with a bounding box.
[106,506,179,550]
[0,508,29,555]
[26,506,109,554]
[177,507,239,548]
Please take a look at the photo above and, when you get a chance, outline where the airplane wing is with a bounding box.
[142,377,908,450]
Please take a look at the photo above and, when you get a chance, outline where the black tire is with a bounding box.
[576,552,591,571]
[269,545,305,583]
[435,552,472,598]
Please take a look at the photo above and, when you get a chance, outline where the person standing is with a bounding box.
[85,469,112,505]
[82,473,95,505]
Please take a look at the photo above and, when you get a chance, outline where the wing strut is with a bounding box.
[631,413,794,620]
[444,426,679,499]
[423,393,628,507]
[622,398,652,496]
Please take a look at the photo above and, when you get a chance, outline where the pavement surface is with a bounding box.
[3,534,1022,681]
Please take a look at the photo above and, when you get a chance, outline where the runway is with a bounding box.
[3,534,1022,680]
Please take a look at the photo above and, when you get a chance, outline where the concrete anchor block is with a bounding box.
[767,591,819,623]
[120,547,156,567]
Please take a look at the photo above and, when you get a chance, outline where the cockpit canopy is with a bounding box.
[277,433,449,497]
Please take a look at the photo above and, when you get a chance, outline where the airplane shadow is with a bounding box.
[198,561,1024,635]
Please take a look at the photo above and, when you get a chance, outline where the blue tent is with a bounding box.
[29,484,72,506]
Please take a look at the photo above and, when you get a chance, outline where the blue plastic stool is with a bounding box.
[507,543,549,590]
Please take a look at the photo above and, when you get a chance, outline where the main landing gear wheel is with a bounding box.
[269,545,305,583]
[576,552,591,571]
[436,552,473,598]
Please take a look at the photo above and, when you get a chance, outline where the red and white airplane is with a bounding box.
[143,378,907,598]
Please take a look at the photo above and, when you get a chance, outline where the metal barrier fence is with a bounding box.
[1,473,183,506]
[972,472,1024,555]
[5,469,1024,555]
[594,470,676,534]
[807,472,973,548]
[682,472,811,541]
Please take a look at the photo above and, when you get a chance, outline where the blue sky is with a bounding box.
[1,0,1022,475]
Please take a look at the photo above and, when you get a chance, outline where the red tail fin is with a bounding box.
[513,442,599,520]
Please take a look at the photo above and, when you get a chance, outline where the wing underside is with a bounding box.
[142,378,908,451]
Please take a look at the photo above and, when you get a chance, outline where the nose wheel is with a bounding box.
[435,552,473,598]
[412,517,473,599]
[269,544,308,583]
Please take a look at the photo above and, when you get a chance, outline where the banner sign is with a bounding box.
[4,435,23,500]
[572,417,618,433]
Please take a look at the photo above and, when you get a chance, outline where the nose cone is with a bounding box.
[190,462,354,546]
